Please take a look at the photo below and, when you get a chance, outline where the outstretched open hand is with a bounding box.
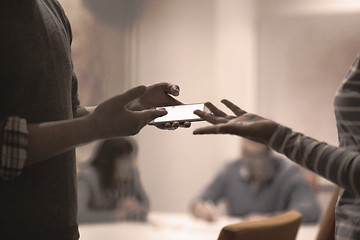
[193,99,279,144]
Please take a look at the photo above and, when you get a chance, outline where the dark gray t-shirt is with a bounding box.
[0,0,80,239]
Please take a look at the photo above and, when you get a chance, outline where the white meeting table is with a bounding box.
[79,211,319,240]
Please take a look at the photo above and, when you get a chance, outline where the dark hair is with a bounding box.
[90,137,138,188]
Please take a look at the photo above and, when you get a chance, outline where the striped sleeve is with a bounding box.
[1,117,29,180]
[269,125,360,196]
[334,54,360,152]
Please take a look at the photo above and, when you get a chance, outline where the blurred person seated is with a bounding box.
[77,137,149,223]
[190,139,320,223]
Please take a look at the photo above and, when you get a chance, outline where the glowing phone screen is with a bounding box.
[153,103,205,123]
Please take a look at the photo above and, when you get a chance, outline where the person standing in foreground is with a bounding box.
[0,1,188,239]
[193,54,360,239]
[190,139,320,223]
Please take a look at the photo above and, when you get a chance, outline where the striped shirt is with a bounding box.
[269,54,360,240]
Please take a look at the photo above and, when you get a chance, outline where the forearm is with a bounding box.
[25,105,100,166]
[26,115,97,166]
[269,125,360,195]
[4,83,180,170]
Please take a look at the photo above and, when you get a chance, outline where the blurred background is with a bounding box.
[60,0,360,214]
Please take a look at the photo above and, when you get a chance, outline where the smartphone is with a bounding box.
[149,103,209,125]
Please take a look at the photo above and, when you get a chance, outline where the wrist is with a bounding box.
[264,122,280,144]
[80,114,103,142]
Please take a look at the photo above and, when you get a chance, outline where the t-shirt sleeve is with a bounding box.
[71,72,81,115]
[0,116,29,180]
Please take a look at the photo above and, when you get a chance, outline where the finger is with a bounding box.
[161,121,190,130]
[204,102,227,117]
[163,83,182,105]
[165,83,180,96]
[140,109,168,123]
[179,121,191,128]
[170,121,180,129]
[221,99,247,116]
[154,121,189,130]
[194,110,227,124]
[164,122,180,130]
[169,85,180,96]
[154,82,180,96]
[120,85,147,104]
[157,89,183,106]
[152,122,176,130]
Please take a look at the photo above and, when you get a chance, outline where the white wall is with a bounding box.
[61,0,360,213]
[258,0,360,145]
[257,0,360,180]
[135,0,257,212]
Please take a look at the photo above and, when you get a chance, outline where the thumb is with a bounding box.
[140,109,168,123]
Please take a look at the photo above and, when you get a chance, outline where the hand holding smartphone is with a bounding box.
[149,103,209,125]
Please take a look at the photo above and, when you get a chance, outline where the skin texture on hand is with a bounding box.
[26,83,189,166]
[192,201,219,222]
[116,197,143,220]
[87,85,168,138]
[126,82,191,130]
[193,99,279,145]
[127,82,181,111]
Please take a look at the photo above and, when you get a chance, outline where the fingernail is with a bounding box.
[172,85,180,94]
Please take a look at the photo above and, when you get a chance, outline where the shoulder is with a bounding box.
[223,159,241,171]
[43,0,68,18]
[43,0,73,41]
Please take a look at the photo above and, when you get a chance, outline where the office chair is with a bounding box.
[217,210,302,240]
